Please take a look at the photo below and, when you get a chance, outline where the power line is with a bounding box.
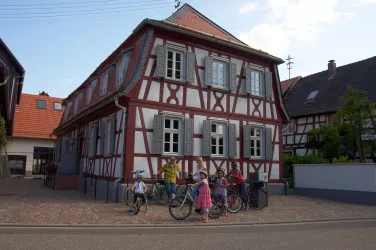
[0,0,169,11]
[0,2,174,16]
[0,0,151,7]
[0,4,173,19]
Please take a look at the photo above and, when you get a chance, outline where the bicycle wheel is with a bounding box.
[153,183,169,205]
[124,185,133,207]
[169,197,192,220]
[134,199,140,215]
[176,184,188,198]
[227,192,242,213]
[248,188,268,210]
[208,194,225,219]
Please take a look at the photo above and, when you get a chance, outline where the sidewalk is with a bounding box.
[1,177,376,225]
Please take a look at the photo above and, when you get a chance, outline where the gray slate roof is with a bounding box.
[284,56,376,118]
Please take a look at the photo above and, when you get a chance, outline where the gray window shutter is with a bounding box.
[229,62,237,91]
[109,116,116,154]
[84,126,90,157]
[202,120,211,156]
[245,66,251,94]
[265,127,273,159]
[55,139,61,161]
[100,121,105,155]
[243,125,251,158]
[153,115,163,154]
[204,56,213,86]
[184,118,194,156]
[186,52,195,83]
[91,124,98,157]
[265,71,273,98]
[228,123,236,158]
[156,45,166,78]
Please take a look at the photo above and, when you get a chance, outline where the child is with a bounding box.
[131,172,148,213]
[189,171,212,223]
[214,168,228,216]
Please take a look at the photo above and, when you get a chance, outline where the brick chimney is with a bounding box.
[328,60,336,79]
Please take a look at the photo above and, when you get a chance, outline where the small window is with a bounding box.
[250,70,264,96]
[250,127,262,158]
[211,123,225,156]
[166,49,183,81]
[212,60,227,88]
[36,100,46,109]
[306,90,319,102]
[54,102,62,111]
[100,70,108,96]
[163,117,181,154]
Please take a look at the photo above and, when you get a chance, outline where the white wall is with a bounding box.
[294,164,376,192]
[6,137,55,175]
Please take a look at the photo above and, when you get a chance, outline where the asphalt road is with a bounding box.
[1,219,376,250]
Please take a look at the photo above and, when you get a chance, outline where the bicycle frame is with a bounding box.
[179,186,194,208]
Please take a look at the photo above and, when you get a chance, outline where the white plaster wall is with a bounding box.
[186,88,201,108]
[194,48,208,67]
[194,138,202,156]
[235,97,247,114]
[270,164,280,179]
[143,108,158,129]
[151,38,163,55]
[272,104,278,120]
[265,103,272,119]
[239,79,246,95]
[6,137,55,174]
[147,81,160,102]
[145,58,154,77]
[194,115,207,134]
[138,80,147,100]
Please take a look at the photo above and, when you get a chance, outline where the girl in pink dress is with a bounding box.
[189,171,212,223]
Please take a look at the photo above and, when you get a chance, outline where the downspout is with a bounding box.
[114,96,127,203]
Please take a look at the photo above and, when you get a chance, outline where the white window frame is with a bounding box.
[210,122,226,157]
[165,48,184,81]
[250,127,263,159]
[53,102,62,111]
[100,70,108,96]
[163,117,182,155]
[250,69,264,96]
[212,60,227,89]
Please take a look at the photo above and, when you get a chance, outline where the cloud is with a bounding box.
[237,0,355,57]
[238,2,259,14]
[359,0,376,4]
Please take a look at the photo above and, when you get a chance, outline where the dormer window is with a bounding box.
[54,102,62,111]
[36,100,46,109]
[306,90,319,103]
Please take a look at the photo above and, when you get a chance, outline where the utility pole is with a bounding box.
[286,55,294,80]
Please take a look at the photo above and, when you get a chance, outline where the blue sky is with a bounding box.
[1,0,376,98]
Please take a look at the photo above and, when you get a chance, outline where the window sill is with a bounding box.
[209,156,228,160]
[161,154,184,158]
[162,77,186,85]
[209,86,230,93]
[248,93,266,99]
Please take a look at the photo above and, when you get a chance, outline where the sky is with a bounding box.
[1,0,376,98]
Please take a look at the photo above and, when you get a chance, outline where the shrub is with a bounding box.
[332,156,354,163]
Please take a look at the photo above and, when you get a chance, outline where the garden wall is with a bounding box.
[294,163,376,205]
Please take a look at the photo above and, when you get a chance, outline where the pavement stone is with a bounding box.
[1,177,376,225]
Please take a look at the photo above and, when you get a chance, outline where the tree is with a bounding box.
[336,86,376,163]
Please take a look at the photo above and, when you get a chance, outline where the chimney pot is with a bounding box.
[328,60,336,79]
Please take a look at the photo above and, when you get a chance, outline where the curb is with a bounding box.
[1,217,376,228]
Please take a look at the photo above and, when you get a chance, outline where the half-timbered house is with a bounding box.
[283,57,376,156]
[53,4,290,201]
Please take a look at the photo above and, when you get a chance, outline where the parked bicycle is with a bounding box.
[169,184,225,220]
[124,171,168,206]
[227,176,268,210]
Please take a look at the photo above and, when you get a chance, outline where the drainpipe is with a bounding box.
[113,96,126,203]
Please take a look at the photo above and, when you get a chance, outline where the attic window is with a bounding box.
[54,102,62,111]
[36,100,46,109]
[306,90,319,102]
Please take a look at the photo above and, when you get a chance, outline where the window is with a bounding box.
[73,93,83,115]
[163,117,181,154]
[87,79,98,105]
[54,102,62,111]
[63,102,72,121]
[36,100,46,109]
[211,123,225,156]
[250,127,262,158]
[106,120,112,154]
[100,70,108,96]
[90,124,98,156]
[306,90,319,102]
[212,61,226,88]
[166,50,183,80]
[116,50,132,87]
[250,70,263,96]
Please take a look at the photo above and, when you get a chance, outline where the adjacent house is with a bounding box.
[282,57,376,156]
[6,92,63,177]
[53,4,290,201]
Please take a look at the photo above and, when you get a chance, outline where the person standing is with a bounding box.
[228,162,248,210]
[188,171,212,223]
[155,156,181,202]
[191,157,207,202]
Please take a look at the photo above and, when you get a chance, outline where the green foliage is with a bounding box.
[284,154,328,188]
[332,156,354,163]
[0,116,6,149]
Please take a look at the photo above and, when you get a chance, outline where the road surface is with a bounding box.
[1,219,376,249]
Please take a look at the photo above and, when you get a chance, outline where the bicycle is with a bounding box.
[227,176,268,210]
[169,185,225,220]
[133,193,146,215]
[124,171,168,206]
[176,173,195,198]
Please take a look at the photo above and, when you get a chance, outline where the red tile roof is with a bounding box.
[13,93,64,139]
[280,76,301,94]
